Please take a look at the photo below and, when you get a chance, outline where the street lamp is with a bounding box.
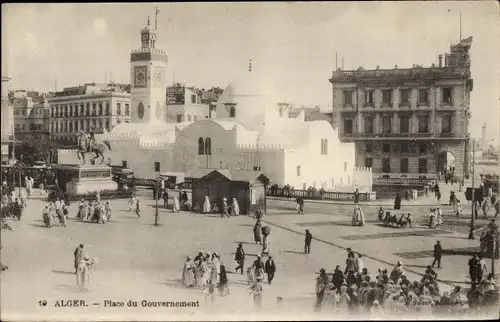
[154,178,164,227]
[16,155,23,197]
[468,139,475,240]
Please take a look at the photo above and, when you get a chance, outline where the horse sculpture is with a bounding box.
[76,132,111,165]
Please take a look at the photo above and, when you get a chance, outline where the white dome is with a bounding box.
[215,72,282,131]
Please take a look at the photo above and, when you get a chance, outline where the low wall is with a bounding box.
[267,187,377,202]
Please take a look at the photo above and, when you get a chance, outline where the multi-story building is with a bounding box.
[329,37,473,180]
[1,76,14,164]
[288,105,333,123]
[12,90,51,140]
[166,83,210,123]
[47,83,131,144]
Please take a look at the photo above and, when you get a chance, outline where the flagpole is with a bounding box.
[459,10,462,41]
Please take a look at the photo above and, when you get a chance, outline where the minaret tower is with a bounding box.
[130,7,168,124]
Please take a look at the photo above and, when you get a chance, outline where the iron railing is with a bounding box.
[266,187,370,201]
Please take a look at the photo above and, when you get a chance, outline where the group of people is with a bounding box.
[42,198,69,227]
[77,193,112,224]
[1,186,26,221]
[315,249,498,318]
[182,251,229,296]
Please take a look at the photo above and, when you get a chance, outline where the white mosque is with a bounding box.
[59,17,365,192]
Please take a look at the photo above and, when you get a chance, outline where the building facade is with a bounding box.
[329,37,473,180]
[1,76,14,164]
[12,90,51,141]
[47,83,131,144]
[166,84,210,123]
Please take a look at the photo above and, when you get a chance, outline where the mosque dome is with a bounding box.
[215,71,283,131]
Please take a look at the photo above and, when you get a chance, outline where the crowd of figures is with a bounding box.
[77,194,112,224]
[314,249,499,318]
[181,252,230,300]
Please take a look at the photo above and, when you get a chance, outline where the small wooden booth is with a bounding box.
[186,168,272,215]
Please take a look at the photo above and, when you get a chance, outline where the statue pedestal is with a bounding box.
[61,164,118,195]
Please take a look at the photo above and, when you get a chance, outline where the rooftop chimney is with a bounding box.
[438,55,443,67]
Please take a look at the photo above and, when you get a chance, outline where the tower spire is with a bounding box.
[249,58,252,73]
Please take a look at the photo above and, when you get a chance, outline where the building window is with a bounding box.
[365,143,373,152]
[98,103,103,116]
[154,162,160,172]
[194,115,197,121]
[86,103,90,116]
[205,137,212,155]
[364,116,373,134]
[92,103,97,116]
[382,158,391,173]
[80,104,84,115]
[104,102,110,115]
[321,139,328,155]
[50,108,54,117]
[64,105,68,117]
[344,162,348,171]
[418,89,429,105]
[382,116,392,134]
[418,158,428,174]
[191,94,197,104]
[400,115,410,133]
[80,120,84,131]
[441,114,452,134]
[198,137,205,155]
[401,143,409,153]
[69,122,73,133]
[400,158,409,173]
[442,87,453,104]
[105,119,110,131]
[382,89,392,106]
[365,158,373,168]
[296,165,301,176]
[92,119,96,129]
[176,115,182,123]
[383,144,391,153]
[419,143,427,154]
[400,89,410,106]
[117,103,122,115]
[343,119,353,134]
[229,106,236,118]
[343,90,353,106]
[187,115,192,122]
[122,160,128,168]
[365,90,374,106]
[418,115,429,133]
[125,104,130,116]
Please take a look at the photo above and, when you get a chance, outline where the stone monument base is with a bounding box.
[59,164,118,195]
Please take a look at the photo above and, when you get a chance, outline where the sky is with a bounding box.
[2,1,499,141]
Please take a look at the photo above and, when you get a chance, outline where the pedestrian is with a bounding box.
[221,197,229,218]
[74,244,84,274]
[354,188,360,204]
[262,232,271,256]
[254,208,263,220]
[265,255,276,285]
[182,256,195,287]
[172,196,180,213]
[468,254,481,286]
[231,198,240,216]
[355,253,364,274]
[218,264,229,296]
[296,197,304,214]
[315,268,329,312]
[163,190,169,208]
[202,196,211,214]
[254,220,262,245]
[135,199,141,218]
[128,194,136,212]
[304,229,312,254]
[394,193,401,210]
[431,241,442,268]
[234,243,245,274]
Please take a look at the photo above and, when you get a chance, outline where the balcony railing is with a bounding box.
[374,177,429,185]
[340,132,437,139]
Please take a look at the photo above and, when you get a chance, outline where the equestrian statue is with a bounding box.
[76,127,111,165]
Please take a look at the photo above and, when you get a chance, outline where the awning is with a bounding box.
[158,172,186,184]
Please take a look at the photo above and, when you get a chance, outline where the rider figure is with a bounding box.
[88,127,95,152]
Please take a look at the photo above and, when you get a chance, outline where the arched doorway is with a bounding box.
[437,151,455,174]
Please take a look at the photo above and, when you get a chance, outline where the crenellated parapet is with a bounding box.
[131,48,167,55]
[236,143,285,150]
[354,166,372,173]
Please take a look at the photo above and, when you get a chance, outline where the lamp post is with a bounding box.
[16,155,23,197]
[154,180,159,226]
[468,139,475,240]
